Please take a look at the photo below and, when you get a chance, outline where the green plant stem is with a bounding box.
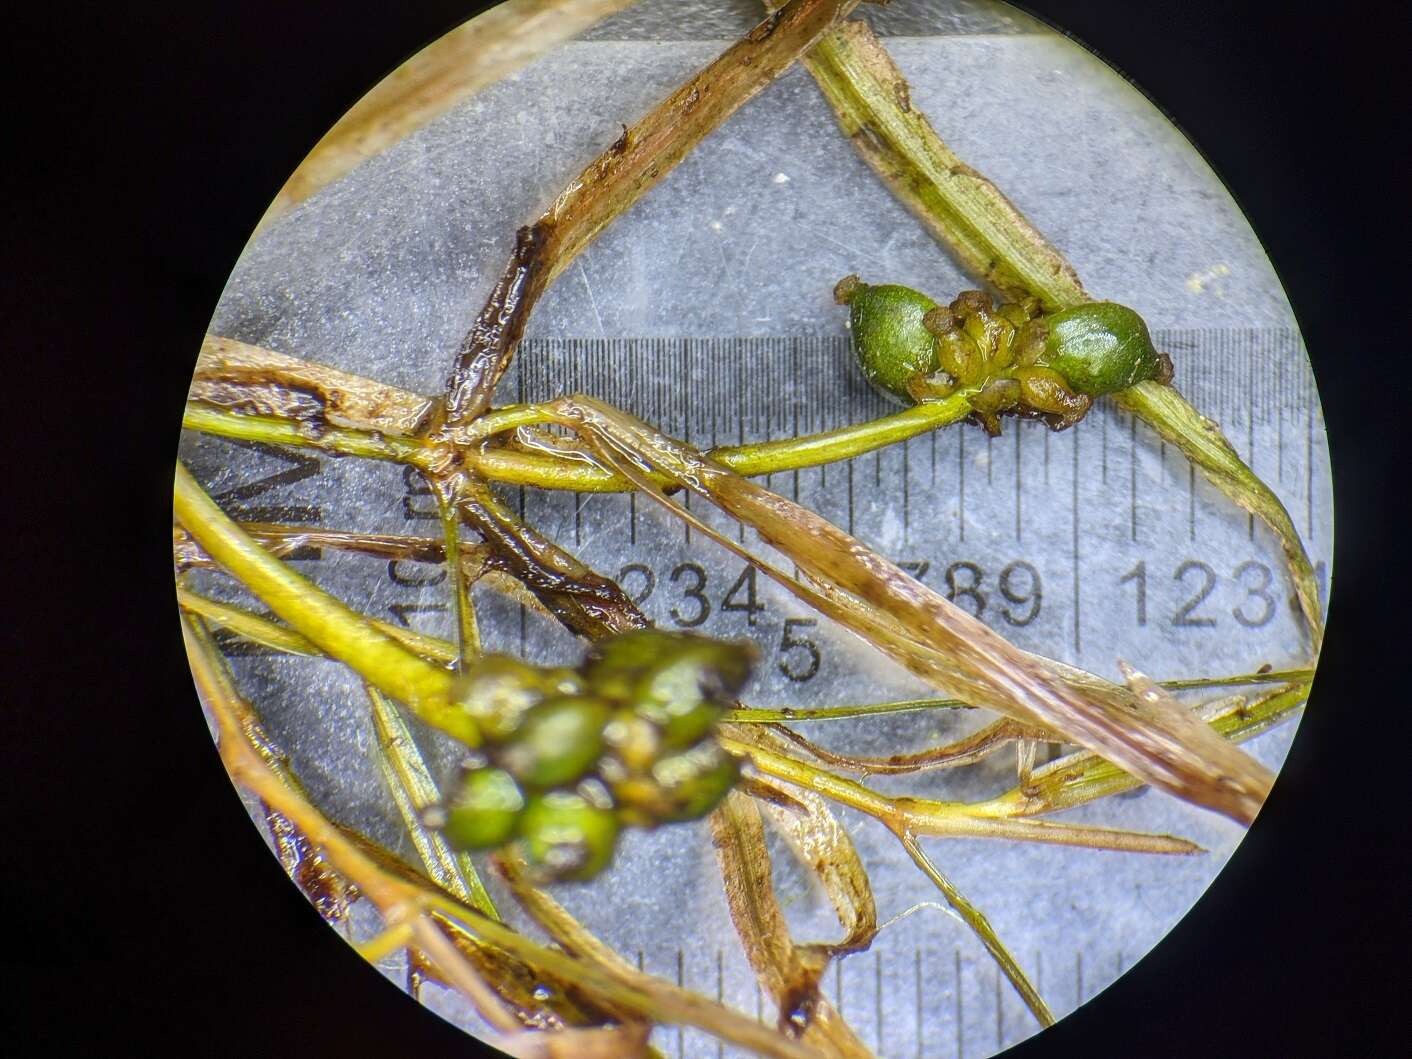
[186,386,973,492]
[173,462,476,745]
[367,685,498,917]
[723,668,1311,723]
[894,830,1055,1028]
[432,477,482,669]
[182,403,430,465]
[721,732,1200,855]
[177,585,457,665]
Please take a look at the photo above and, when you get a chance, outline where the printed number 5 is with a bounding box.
[778,619,820,682]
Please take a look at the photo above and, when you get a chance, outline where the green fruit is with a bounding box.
[496,695,611,789]
[1037,302,1171,395]
[601,707,661,772]
[636,646,750,749]
[442,767,525,850]
[452,654,546,742]
[586,631,753,747]
[516,791,620,881]
[836,276,940,404]
[650,742,741,823]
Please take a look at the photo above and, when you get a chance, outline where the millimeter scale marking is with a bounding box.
[621,942,1152,1058]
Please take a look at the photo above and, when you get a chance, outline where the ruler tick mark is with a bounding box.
[677,948,685,1059]
[903,439,911,545]
[1101,405,1109,482]
[1188,462,1196,541]
[958,428,966,543]
[1130,414,1139,542]
[717,951,725,1059]
[1305,397,1314,540]
[876,950,884,1052]
[915,948,924,1059]
[955,948,963,1059]
[847,459,855,537]
[1072,430,1081,656]
[995,965,1003,1049]
[1015,425,1022,543]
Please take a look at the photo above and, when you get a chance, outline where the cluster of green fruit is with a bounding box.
[835,275,1173,435]
[426,630,753,881]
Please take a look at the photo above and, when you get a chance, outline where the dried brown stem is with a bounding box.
[453,476,648,640]
[441,0,863,425]
[711,792,875,1057]
[194,334,436,435]
[769,717,1053,776]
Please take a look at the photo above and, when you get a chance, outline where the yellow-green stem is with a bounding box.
[895,830,1055,1028]
[367,685,497,917]
[173,462,475,745]
[185,390,972,493]
[722,734,1199,854]
[183,403,430,465]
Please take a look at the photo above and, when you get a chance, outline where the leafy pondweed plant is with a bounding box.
[177,2,1322,1055]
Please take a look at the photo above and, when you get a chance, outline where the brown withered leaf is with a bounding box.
[711,792,875,1058]
[729,726,876,956]
[548,395,1273,826]
[194,335,436,435]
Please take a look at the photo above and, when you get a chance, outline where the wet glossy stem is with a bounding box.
[185,392,973,492]
[172,463,476,745]
[182,404,430,465]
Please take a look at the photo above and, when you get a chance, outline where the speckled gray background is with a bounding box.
[181,3,1331,1056]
